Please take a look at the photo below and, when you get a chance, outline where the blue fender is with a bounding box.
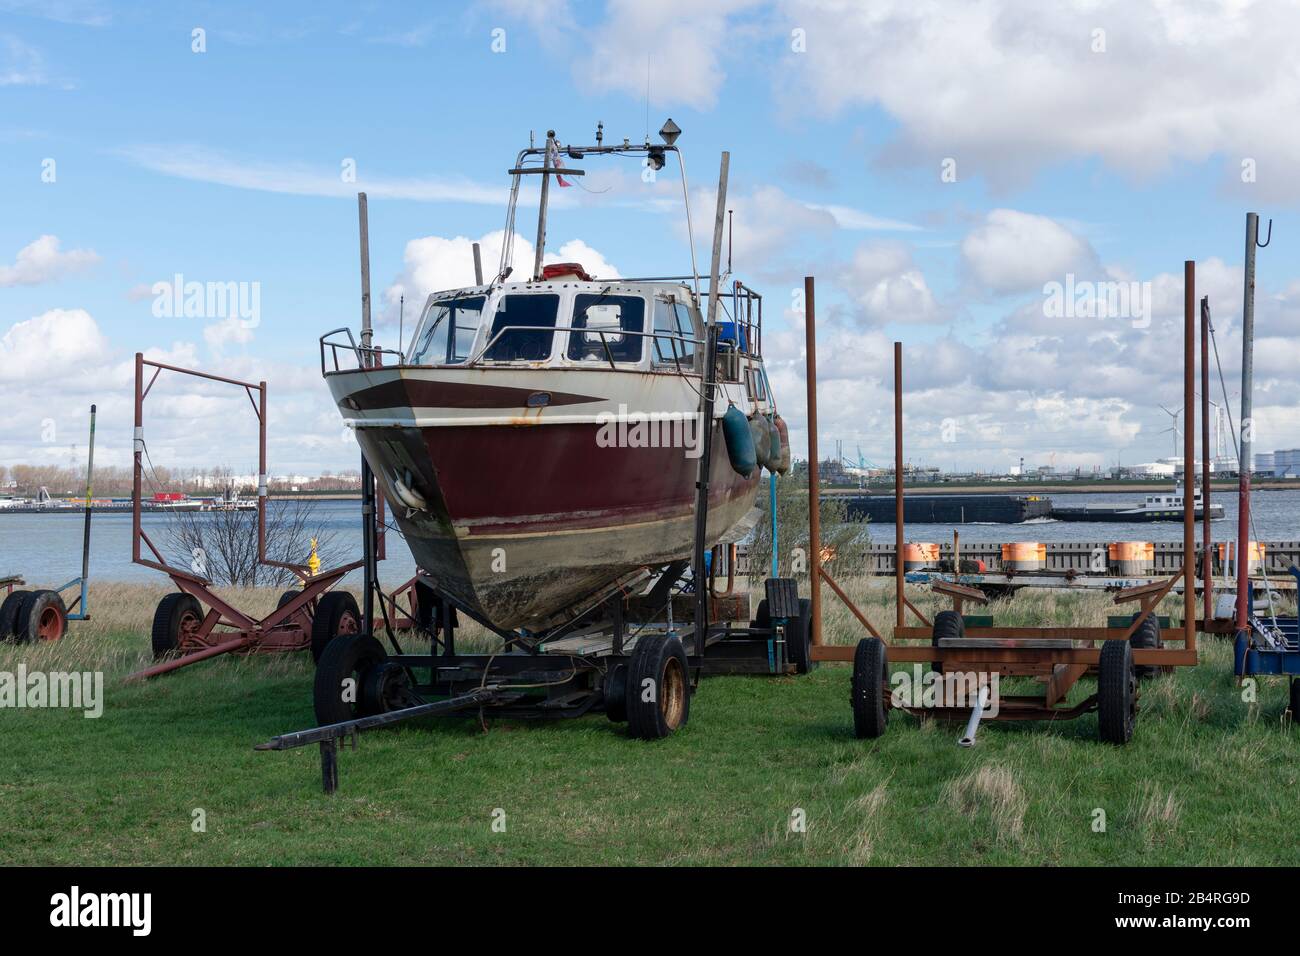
[722,405,756,478]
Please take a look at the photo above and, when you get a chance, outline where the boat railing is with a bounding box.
[320,327,405,374]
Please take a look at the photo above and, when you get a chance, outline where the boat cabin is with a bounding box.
[405,265,765,387]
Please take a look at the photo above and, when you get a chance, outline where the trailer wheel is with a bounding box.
[1290,678,1300,721]
[1129,611,1162,680]
[1097,639,1136,745]
[311,591,361,662]
[753,598,770,631]
[787,598,817,674]
[0,590,31,641]
[276,590,301,609]
[931,610,964,674]
[14,590,67,643]
[625,634,690,739]
[152,593,203,659]
[361,660,414,715]
[604,664,628,723]
[314,633,388,725]
[851,637,889,739]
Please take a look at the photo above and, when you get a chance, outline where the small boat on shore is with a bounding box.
[324,123,787,631]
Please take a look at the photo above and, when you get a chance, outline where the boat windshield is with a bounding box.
[409,295,486,365]
[567,293,644,363]
[483,293,560,362]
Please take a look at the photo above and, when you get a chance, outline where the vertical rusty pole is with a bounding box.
[894,341,904,629]
[1200,297,1212,628]
[132,352,143,564]
[1235,213,1258,632]
[257,381,268,563]
[804,276,822,645]
[1183,262,1196,652]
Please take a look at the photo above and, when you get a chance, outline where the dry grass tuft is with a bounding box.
[943,764,1028,841]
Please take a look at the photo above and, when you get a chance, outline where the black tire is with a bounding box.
[276,590,301,609]
[1097,639,1136,745]
[1290,677,1300,721]
[786,597,816,674]
[360,660,414,716]
[1129,611,1162,680]
[151,593,203,659]
[753,598,770,631]
[0,590,31,642]
[311,591,361,662]
[625,634,690,739]
[931,609,964,674]
[314,633,388,725]
[14,589,67,643]
[851,637,888,738]
[604,664,628,723]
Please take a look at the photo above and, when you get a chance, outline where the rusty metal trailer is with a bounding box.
[124,356,418,681]
[800,265,1210,743]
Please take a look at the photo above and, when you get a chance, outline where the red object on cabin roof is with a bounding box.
[541,262,594,282]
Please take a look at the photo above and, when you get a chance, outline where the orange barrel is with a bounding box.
[1108,541,1154,575]
[902,542,939,571]
[1217,541,1266,574]
[1001,542,1045,572]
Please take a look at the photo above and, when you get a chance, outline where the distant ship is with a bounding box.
[1050,484,1224,522]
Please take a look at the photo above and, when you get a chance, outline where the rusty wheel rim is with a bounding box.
[178,610,201,647]
[37,605,64,641]
[338,612,359,636]
[659,656,686,729]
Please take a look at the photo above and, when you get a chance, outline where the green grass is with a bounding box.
[2,581,1299,865]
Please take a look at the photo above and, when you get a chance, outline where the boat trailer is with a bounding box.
[0,404,98,644]
[800,265,1209,744]
[125,355,419,680]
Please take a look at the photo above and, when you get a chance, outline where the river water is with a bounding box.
[2,490,1298,586]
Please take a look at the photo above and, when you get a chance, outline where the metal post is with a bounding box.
[1183,261,1195,650]
[533,131,555,281]
[804,276,821,645]
[132,353,143,563]
[1235,213,1258,631]
[690,151,729,657]
[358,192,372,353]
[472,242,484,285]
[257,381,268,563]
[1200,297,1212,627]
[894,341,904,628]
[79,404,96,612]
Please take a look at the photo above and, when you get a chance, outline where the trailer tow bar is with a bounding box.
[256,686,504,793]
[958,683,992,748]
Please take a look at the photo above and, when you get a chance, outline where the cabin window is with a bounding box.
[652,297,698,369]
[567,294,645,363]
[484,294,560,362]
[409,295,486,365]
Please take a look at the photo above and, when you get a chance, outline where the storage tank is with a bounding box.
[1217,541,1266,574]
[1108,541,1154,575]
[1001,542,1045,572]
[902,542,939,571]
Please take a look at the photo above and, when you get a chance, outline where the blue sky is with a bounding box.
[4,0,1300,479]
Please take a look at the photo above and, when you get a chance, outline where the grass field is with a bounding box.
[2,578,1298,866]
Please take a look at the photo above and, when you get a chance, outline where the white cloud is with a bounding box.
[575,0,763,109]
[0,235,100,287]
[961,209,1097,295]
[203,316,256,351]
[843,241,939,324]
[115,144,517,206]
[780,0,1300,196]
[381,231,622,323]
[0,308,109,383]
[0,33,45,86]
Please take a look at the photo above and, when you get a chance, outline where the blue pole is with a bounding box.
[770,472,779,577]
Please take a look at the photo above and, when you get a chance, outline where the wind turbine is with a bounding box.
[1158,405,1182,458]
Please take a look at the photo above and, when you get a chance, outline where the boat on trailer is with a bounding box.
[322,123,787,633]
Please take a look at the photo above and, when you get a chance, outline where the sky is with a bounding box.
[3,0,1300,481]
